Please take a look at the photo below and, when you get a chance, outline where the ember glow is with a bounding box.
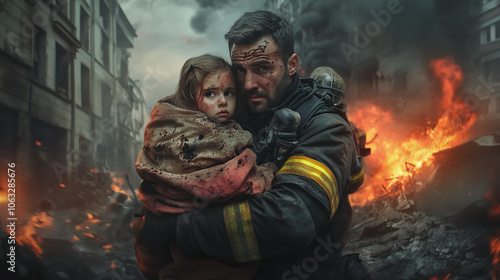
[17,212,54,258]
[429,274,451,280]
[87,213,101,224]
[491,235,500,266]
[349,58,476,206]
[110,172,127,195]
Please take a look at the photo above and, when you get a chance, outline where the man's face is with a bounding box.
[230,36,291,114]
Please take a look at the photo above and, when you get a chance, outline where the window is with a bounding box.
[78,135,93,176]
[33,25,47,82]
[81,64,90,110]
[101,31,110,70]
[80,8,90,50]
[480,26,492,44]
[481,58,500,83]
[100,1,110,32]
[119,48,129,86]
[55,43,69,96]
[101,82,112,119]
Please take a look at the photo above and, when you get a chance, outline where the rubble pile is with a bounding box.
[0,170,147,280]
[346,195,498,280]
[1,134,499,279]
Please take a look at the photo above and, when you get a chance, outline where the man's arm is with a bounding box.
[143,112,356,263]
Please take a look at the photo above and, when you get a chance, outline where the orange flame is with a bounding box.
[86,213,101,224]
[430,274,451,280]
[110,172,127,195]
[491,235,500,267]
[349,58,476,206]
[17,212,54,258]
[103,244,114,252]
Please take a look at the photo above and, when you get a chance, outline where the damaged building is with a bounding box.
[269,0,500,133]
[0,0,149,278]
[0,0,146,213]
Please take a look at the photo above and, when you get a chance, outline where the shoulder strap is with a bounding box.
[293,80,347,133]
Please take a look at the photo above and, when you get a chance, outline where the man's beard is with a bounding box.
[247,71,289,114]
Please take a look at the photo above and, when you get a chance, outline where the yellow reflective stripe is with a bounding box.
[279,165,333,203]
[223,201,260,262]
[350,167,364,183]
[277,156,339,220]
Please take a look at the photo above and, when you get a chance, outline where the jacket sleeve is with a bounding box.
[170,112,356,263]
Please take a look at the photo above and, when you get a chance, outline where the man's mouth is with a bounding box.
[249,95,266,103]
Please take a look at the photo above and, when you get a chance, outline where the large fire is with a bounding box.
[17,211,54,258]
[349,58,476,206]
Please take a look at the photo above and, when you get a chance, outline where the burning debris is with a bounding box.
[344,57,500,279]
[0,169,145,280]
[349,58,477,206]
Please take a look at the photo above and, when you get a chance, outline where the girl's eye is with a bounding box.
[204,91,215,97]
[224,91,234,97]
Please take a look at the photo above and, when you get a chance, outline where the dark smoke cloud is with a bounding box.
[189,0,266,35]
[293,0,473,77]
[190,8,212,33]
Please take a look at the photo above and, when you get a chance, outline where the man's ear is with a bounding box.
[287,53,298,76]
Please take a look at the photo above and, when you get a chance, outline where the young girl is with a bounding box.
[135,54,276,215]
[134,54,275,279]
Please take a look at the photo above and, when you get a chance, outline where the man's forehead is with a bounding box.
[230,35,280,59]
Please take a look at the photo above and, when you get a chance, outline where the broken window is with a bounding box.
[33,25,47,83]
[100,1,110,32]
[55,43,69,97]
[0,105,18,196]
[80,8,90,50]
[31,117,68,184]
[0,104,18,161]
[482,58,500,83]
[118,48,129,87]
[56,0,69,18]
[81,64,90,110]
[101,81,112,119]
[101,31,110,70]
[77,136,93,177]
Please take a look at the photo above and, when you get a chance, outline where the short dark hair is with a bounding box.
[224,10,294,60]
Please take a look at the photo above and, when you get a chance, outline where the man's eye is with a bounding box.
[257,66,269,73]
[234,67,246,74]
[204,91,215,97]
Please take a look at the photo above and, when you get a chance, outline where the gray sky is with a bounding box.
[118,0,266,111]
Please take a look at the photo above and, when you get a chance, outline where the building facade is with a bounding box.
[472,0,500,129]
[0,0,146,210]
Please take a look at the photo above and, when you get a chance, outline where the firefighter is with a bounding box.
[136,11,370,280]
[310,66,371,193]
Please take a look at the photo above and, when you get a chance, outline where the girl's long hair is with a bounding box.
[171,54,233,111]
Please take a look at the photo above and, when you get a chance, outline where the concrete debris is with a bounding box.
[347,195,498,280]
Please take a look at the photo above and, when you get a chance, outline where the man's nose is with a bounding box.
[243,72,258,91]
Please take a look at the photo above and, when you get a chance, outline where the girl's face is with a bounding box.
[196,70,236,123]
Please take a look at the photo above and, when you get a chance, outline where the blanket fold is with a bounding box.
[136,97,276,215]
